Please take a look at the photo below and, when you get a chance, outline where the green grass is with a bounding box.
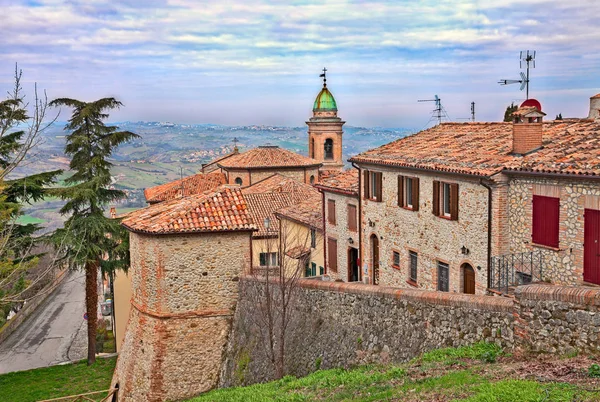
[16,214,45,225]
[0,357,117,402]
[190,343,597,402]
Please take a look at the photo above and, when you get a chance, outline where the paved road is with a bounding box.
[0,271,87,374]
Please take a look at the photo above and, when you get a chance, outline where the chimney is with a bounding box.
[110,207,117,219]
[588,93,600,120]
[511,100,546,155]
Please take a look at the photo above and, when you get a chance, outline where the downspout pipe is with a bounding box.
[479,179,493,289]
[318,187,327,276]
[351,162,362,282]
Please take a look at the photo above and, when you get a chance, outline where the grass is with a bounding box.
[16,214,45,225]
[191,343,598,402]
[0,357,117,402]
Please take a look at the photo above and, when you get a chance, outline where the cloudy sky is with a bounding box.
[2,0,599,127]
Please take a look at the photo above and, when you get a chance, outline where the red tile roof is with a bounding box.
[275,195,323,230]
[218,146,321,169]
[350,121,600,178]
[144,172,226,204]
[244,192,294,237]
[315,169,359,196]
[242,174,317,203]
[201,150,239,173]
[122,187,256,235]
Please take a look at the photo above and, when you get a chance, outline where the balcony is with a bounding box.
[488,249,544,295]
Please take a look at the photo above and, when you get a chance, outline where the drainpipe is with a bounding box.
[479,179,493,289]
[351,162,362,282]
[319,188,327,275]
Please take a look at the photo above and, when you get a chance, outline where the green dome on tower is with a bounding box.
[313,87,337,111]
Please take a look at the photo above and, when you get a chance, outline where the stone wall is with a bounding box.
[507,177,600,285]
[225,168,320,187]
[323,190,360,281]
[359,165,489,294]
[220,277,513,387]
[112,230,252,402]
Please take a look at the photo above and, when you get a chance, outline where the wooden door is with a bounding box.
[371,235,379,285]
[348,247,359,282]
[463,264,475,294]
[584,209,600,285]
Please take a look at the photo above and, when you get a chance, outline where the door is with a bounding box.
[370,234,379,285]
[584,209,600,285]
[462,264,475,294]
[348,247,359,282]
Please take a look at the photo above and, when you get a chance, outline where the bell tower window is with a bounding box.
[324,139,334,160]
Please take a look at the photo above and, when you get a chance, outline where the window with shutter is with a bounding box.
[375,172,383,202]
[532,195,560,248]
[434,181,458,220]
[399,176,420,211]
[327,238,338,272]
[433,180,440,216]
[411,177,420,211]
[347,204,357,232]
[392,251,400,269]
[437,261,449,291]
[398,175,404,207]
[409,251,418,282]
[310,229,317,248]
[327,199,336,225]
[363,170,370,199]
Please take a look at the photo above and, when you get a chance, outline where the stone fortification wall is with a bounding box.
[219,277,513,387]
[112,231,251,402]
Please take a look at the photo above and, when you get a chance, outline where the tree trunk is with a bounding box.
[85,261,98,365]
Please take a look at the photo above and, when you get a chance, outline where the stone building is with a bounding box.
[349,98,600,294]
[112,186,256,401]
[315,169,360,282]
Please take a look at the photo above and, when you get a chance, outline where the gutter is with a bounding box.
[479,179,493,289]
[318,187,327,275]
[351,162,362,282]
[503,169,600,181]
[348,160,493,180]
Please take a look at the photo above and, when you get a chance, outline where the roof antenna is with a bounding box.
[456,102,476,122]
[498,50,536,99]
[418,95,450,125]
[319,67,327,87]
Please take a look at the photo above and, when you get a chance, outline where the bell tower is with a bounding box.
[307,68,344,171]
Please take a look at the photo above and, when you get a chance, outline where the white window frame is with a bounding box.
[370,171,379,200]
[405,177,413,208]
[441,182,451,217]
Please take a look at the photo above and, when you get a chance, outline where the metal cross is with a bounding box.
[320,67,327,86]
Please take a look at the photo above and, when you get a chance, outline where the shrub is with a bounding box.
[588,363,600,378]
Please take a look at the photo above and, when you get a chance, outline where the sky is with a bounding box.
[2,0,600,128]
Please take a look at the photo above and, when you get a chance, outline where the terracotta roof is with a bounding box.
[276,195,323,230]
[350,121,600,178]
[218,146,321,169]
[315,169,359,196]
[244,192,295,237]
[122,187,256,235]
[201,150,239,173]
[242,174,318,203]
[144,172,226,203]
[512,107,546,117]
[285,245,311,259]
[591,93,600,99]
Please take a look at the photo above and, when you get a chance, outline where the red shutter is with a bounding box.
[375,172,383,202]
[348,204,357,231]
[532,195,559,248]
[328,199,336,225]
[433,180,440,216]
[398,176,404,207]
[450,183,459,221]
[328,238,338,272]
[363,170,370,199]
[412,177,420,211]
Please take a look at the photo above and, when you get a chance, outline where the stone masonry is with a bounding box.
[112,230,252,402]
[225,167,320,187]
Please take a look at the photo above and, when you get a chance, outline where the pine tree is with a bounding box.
[48,97,138,365]
[503,102,518,122]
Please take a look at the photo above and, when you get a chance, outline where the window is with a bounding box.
[319,266,324,275]
[398,176,420,210]
[311,262,317,276]
[363,170,382,202]
[310,228,317,248]
[327,238,338,272]
[304,259,311,277]
[259,252,278,267]
[409,251,418,283]
[324,139,334,160]
[437,261,449,292]
[234,177,243,186]
[433,181,458,220]
[392,251,400,269]
[310,175,315,185]
[327,199,336,225]
[532,195,560,248]
[347,204,357,232]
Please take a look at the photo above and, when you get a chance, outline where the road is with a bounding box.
[0,270,88,374]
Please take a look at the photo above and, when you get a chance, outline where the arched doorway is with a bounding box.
[324,138,334,160]
[370,234,379,285]
[234,177,243,186]
[462,263,475,294]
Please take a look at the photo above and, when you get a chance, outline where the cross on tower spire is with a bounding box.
[319,67,327,87]
[232,137,239,152]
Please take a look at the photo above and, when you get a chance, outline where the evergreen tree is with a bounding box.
[503,102,518,122]
[48,97,138,365]
[0,65,61,317]
[556,113,563,120]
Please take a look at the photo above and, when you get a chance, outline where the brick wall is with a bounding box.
[112,230,252,402]
[359,165,489,294]
[512,123,542,154]
[225,167,320,186]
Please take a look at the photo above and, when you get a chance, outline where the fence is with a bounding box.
[489,249,544,294]
[39,386,118,402]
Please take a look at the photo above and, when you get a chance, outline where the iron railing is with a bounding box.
[489,249,544,295]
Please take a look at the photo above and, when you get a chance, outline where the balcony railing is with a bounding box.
[489,249,544,295]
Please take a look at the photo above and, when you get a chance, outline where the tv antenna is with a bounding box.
[418,95,450,125]
[498,50,536,99]
[456,102,476,122]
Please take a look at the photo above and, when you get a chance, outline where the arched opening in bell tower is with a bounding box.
[324,138,334,160]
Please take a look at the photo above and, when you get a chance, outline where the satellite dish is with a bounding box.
[521,98,542,112]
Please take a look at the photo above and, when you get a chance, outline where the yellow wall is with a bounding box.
[279,218,324,277]
[113,269,132,353]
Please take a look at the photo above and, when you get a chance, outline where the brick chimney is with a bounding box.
[588,93,600,120]
[511,104,546,155]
